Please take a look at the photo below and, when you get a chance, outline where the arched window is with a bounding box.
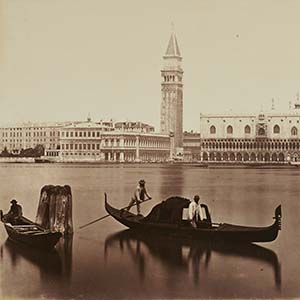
[291,126,298,136]
[243,152,249,161]
[210,125,216,134]
[264,153,270,161]
[278,153,284,161]
[227,125,233,134]
[273,125,280,134]
[258,128,265,136]
[244,125,251,134]
[250,153,256,161]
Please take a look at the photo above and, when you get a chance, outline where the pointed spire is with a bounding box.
[165,29,181,57]
[87,112,91,122]
[271,98,275,110]
[295,92,300,109]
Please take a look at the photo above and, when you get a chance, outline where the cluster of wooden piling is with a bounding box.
[35,185,73,235]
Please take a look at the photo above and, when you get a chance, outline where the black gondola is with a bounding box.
[105,194,282,243]
[0,210,62,250]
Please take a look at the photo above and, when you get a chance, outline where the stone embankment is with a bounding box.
[0,157,35,163]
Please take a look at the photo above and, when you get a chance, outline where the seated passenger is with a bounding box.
[3,199,23,225]
[188,195,204,228]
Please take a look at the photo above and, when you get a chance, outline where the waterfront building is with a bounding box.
[160,31,183,155]
[0,121,70,154]
[57,119,170,162]
[200,99,300,163]
[183,132,201,162]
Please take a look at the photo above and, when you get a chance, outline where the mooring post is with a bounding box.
[35,185,73,235]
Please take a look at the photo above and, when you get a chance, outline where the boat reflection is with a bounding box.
[105,230,281,288]
[0,236,73,285]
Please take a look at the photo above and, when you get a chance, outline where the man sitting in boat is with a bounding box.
[2,199,23,225]
[125,179,152,215]
[188,195,204,228]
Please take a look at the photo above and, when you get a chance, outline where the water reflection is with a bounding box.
[0,236,73,299]
[105,230,281,289]
[158,165,185,198]
[3,238,62,274]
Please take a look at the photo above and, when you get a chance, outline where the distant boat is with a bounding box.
[34,158,52,163]
[105,195,282,243]
[0,211,62,250]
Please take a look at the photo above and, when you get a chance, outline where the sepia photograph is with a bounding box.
[0,0,299,299]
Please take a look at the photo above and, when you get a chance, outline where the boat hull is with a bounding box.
[105,199,281,243]
[1,213,62,250]
[4,224,62,249]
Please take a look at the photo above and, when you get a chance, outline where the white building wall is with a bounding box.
[268,115,300,139]
[200,115,256,139]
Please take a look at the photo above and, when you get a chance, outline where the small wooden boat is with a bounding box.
[105,195,282,243]
[0,210,62,250]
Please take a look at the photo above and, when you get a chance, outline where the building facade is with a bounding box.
[0,122,70,154]
[183,132,201,162]
[200,103,300,163]
[57,120,170,162]
[160,31,183,153]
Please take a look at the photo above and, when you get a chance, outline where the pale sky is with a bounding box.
[1,0,300,131]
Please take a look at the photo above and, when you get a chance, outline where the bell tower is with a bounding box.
[160,30,183,150]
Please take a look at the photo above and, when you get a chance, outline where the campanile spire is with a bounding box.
[160,30,183,152]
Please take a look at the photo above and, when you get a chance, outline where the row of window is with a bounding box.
[163,75,182,82]
[62,131,102,138]
[206,118,300,123]
[62,152,100,156]
[202,151,285,161]
[61,129,113,138]
[202,140,300,150]
[2,132,59,138]
[61,136,168,148]
[210,125,298,135]
[2,127,53,131]
[1,139,55,144]
[62,144,101,151]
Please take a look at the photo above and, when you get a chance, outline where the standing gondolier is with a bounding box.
[126,179,152,215]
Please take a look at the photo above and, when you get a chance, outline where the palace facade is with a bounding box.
[56,119,170,162]
[0,121,70,154]
[200,102,300,163]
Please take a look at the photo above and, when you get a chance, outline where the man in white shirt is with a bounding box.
[188,195,203,228]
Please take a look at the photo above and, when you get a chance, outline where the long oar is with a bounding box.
[79,193,153,230]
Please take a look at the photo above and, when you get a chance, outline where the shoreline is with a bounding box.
[0,157,298,169]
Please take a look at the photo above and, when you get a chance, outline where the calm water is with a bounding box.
[0,163,299,299]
